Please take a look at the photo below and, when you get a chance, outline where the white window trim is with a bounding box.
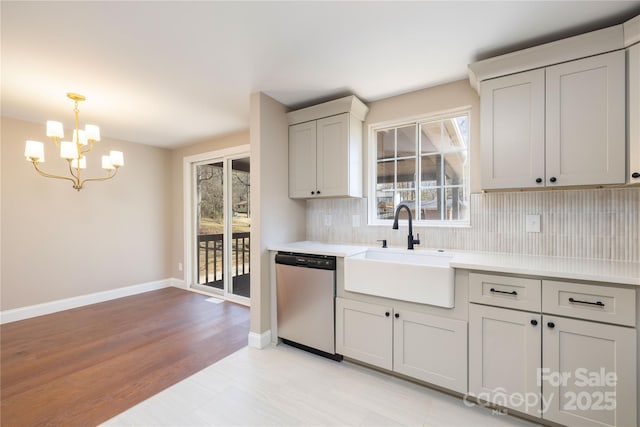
[367,107,471,227]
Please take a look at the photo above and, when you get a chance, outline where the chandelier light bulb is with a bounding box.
[85,124,100,141]
[25,140,45,162]
[60,141,78,159]
[71,156,87,169]
[110,150,124,167]
[46,121,64,139]
[73,129,88,146]
[102,155,115,170]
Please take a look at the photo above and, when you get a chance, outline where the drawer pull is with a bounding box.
[490,288,518,296]
[568,297,604,307]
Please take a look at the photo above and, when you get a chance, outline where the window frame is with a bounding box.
[367,107,471,227]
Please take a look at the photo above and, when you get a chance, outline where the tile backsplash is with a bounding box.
[306,187,640,262]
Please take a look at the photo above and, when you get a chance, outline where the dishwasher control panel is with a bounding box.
[275,252,336,270]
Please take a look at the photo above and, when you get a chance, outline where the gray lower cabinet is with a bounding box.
[468,304,542,418]
[542,315,636,427]
[335,298,393,370]
[468,272,637,427]
[336,297,468,393]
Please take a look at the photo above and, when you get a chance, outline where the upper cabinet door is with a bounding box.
[481,69,545,189]
[288,121,317,198]
[628,43,640,183]
[316,113,350,197]
[545,50,626,187]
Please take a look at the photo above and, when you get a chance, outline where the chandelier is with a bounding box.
[24,92,124,191]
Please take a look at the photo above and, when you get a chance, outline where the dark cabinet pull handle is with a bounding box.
[535,178,542,184]
[490,288,518,296]
[385,312,390,317]
[569,297,605,307]
[547,321,555,329]
[311,191,315,195]
[316,190,321,194]
[531,319,538,326]
[394,313,400,319]
[549,177,557,183]
[632,172,640,179]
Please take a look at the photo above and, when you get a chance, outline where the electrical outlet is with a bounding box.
[352,214,360,227]
[178,262,183,271]
[526,214,541,233]
[324,215,332,226]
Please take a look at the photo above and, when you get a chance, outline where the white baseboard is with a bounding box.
[248,330,272,349]
[169,277,186,289]
[0,279,173,325]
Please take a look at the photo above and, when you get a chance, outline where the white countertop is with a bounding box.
[269,241,368,257]
[269,241,640,286]
[450,252,640,286]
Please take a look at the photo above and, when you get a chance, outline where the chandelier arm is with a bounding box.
[78,168,118,188]
[67,161,79,179]
[80,140,95,154]
[31,161,79,187]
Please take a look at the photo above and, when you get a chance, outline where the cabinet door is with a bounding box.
[316,113,350,197]
[469,304,542,417]
[628,43,640,183]
[289,121,317,198]
[542,316,637,427]
[545,50,626,187]
[394,310,467,393]
[480,69,545,189]
[335,298,392,370]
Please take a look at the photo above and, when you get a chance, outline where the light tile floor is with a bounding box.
[101,344,541,427]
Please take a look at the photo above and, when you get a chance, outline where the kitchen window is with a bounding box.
[369,110,470,226]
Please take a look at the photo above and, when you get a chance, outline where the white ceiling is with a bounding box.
[2,1,639,148]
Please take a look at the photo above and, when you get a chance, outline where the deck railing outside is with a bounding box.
[197,232,250,286]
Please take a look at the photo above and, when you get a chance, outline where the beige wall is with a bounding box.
[168,130,250,281]
[363,79,481,193]
[0,81,478,319]
[1,117,172,310]
[249,92,306,335]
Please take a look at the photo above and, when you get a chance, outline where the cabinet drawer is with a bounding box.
[469,273,541,311]
[542,281,636,326]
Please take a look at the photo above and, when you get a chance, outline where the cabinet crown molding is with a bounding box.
[468,23,626,93]
[287,95,369,125]
[624,14,640,47]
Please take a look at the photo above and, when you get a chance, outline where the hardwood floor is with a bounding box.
[0,287,250,426]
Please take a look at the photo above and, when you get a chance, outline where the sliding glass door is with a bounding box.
[190,152,250,303]
[229,158,250,298]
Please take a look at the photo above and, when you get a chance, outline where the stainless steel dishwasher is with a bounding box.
[275,252,340,360]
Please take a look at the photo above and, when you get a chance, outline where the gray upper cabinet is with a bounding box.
[287,96,368,199]
[481,51,626,190]
[289,120,318,198]
[628,42,640,183]
[545,51,625,187]
[481,69,545,189]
